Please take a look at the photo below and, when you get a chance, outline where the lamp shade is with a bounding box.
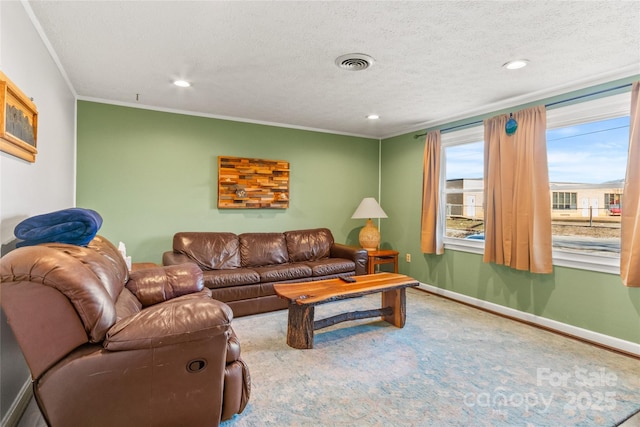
[351,197,388,219]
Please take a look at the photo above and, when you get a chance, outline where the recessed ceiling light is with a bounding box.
[367,114,380,120]
[173,80,191,87]
[503,59,529,70]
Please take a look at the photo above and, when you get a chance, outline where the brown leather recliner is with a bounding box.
[0,235,250,427]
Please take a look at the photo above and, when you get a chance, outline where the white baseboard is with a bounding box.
[417,283,640,357]
[1,379,32,427]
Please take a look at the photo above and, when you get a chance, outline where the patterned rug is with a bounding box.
[221,289,640,426]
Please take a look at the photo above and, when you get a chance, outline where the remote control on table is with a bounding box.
[339,276,356,283]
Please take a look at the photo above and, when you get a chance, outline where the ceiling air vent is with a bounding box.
[335,53,375,71]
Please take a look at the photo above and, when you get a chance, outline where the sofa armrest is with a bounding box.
[104,297,233,351]
[126,263,204,307]
[163,251,197,266]
[330,243,368,275]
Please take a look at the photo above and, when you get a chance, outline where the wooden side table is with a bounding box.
[367,250,399,274]
[130,262,159,272]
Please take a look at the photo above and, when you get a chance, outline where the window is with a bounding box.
[442,126,484,243]
[546,92,630,266]
[552,192,577,210]
[604,193,622,215]
[441,90,631,273]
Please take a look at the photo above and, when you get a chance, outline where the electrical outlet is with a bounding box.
[405,253,411,263]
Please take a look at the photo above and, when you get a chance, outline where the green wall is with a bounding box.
[77,101,380,263]
[380,108,640,346]
[77,93,640,347]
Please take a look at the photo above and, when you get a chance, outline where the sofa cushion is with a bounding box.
[115,288,143,321]
[173,232,240,270]
[304,258,356,276]
[239,233,288,267]
[252,263,312,282]
[210,282,279,303]
[285,228,333,262]
[202,268,260,289]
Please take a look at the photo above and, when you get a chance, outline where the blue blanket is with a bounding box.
[14,208,103,247]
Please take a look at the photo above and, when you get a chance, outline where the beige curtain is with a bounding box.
[483,105,553,273]
[621,81,640,287]
[421,130,444,254]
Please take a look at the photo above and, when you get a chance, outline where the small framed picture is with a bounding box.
[1,71,38,163]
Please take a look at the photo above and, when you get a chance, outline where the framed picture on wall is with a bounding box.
[0,71,38,163]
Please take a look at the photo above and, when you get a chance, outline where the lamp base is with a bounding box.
[359,219,380,251]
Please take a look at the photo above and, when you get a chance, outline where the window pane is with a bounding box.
[547,116,629,256]
[444,140,484,239]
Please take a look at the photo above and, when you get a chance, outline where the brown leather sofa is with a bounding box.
[163,227,368,317]
[0,235,250,427]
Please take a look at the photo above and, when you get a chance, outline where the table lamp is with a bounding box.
[351,197,388,251]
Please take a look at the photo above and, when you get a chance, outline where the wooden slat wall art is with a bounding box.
[218,156,290,209]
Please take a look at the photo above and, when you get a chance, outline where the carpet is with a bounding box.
[221,289,640,426]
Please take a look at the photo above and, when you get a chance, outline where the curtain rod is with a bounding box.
[413,83,633,139]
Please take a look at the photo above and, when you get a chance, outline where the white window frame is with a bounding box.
[547,92,630,274]
[442,125,485,255]
[442,91,631,275]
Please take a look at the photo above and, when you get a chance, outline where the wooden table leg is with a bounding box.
[286,303,315,349]
[381,287,407,328]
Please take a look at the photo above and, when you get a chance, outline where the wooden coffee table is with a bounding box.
[274,273,419,349]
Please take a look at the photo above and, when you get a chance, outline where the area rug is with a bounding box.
[221,288,640,426]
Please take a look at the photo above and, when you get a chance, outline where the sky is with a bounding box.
[546,116,629,183]
[446,116,630,184]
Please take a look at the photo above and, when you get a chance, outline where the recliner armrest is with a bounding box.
[226,328,242,363]
[104,296,233,351]
[330,243,368,275]
[126,263,204,307]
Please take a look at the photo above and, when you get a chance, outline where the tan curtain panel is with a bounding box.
[621,81,640,287]
[421,130,444,254]
[483,105,553,273]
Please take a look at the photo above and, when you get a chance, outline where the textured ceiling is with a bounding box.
[26,0,640,139]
